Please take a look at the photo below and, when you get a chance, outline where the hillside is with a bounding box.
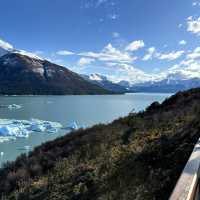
[0,53,111,95]
[0,88,200,200]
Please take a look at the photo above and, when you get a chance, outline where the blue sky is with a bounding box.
[0,0,200,83]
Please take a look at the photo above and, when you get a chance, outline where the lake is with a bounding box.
[0,93,172,166]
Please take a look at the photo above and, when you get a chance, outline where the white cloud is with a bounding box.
[192,1,200,6]
[125,40,145,52]
[112,32,120,38]
[79,43,136,63]
[142,47,156,61]
[78,57,95,66]
[56,50,74,56]
[106,63,155,84]
[156,50,184,61]
[187,47,200,59]
[178,24,183,28]
[187,16,200,35]
[179,40,187,45]
[0,38,13,50]
[166,59,200,79]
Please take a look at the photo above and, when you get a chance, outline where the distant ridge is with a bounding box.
[83,73,200,93]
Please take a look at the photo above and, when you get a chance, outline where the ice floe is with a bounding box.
[8,104,22,110]
[64,121,79,130]
[0,119,63,142]
[0,104,22,110]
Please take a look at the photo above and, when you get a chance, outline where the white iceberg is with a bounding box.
[65,121,79,130]
[0,104,22,110]
[0,118,63,142]
[7,104,22,110]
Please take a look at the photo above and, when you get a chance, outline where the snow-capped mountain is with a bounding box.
[84,71,200,93]
[124,71,200,93]
[130,78,200,93]
[1,39,199,94]
[0,40,13,57]
[82,73,128,93]
[0,46,110,95]
[0,41,43,60]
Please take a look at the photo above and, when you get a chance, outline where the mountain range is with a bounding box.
[83,73,200,93]
[81,73,127,93]
[0,46,110,95]
[1,43,200,95]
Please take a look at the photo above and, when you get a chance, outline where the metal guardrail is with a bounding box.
[170,139,200,200]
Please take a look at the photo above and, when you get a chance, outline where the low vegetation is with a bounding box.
[0,88,200,199]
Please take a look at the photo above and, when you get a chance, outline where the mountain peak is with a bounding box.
[0,53,111,95]
[0,39,43,61]
[0,39,13,57]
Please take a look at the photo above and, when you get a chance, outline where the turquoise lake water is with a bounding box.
[0,93,172,166]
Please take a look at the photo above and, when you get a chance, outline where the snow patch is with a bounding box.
[14,50,44,60]
[46,69,55,77]
[32,68,44,76]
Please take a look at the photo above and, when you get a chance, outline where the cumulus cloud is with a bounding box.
[187,16,200,35]
[79,43,136,63]
[142,47,156,61]
[166,59,200,79]
[78,57,95,66]
[164,47,200,80]
[56,50,74,56]
[106,63,155,84]
[156,50,184,61]
[125,40,145,51]
[0,38,13,50]
[187,47,200,59]
[179,40,187,45]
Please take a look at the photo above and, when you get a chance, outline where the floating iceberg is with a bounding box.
[0,119,63,142]
[64,121,79,130]
[0,104,22,110]
[0,125,29,138]
[8,104,22,110]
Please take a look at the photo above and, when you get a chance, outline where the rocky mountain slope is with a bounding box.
[0,52,111,95]
[0,88,200,200]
